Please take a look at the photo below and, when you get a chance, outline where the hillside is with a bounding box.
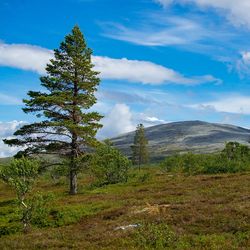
[0,157,11,164]
[111,121,250,161]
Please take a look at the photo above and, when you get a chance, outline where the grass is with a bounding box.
[0,166,249,249]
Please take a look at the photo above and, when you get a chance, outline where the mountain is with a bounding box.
[111,121,250,161]
[0,157,11,164]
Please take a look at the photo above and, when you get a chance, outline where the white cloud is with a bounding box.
[0,42,220,85]
[241,51,250,63]
[144,116,166,123]
[155,0,250,28]
[0,120,25,157]
[190,96,250,115]
[98,103,169,138]
[236,51,250,76]
[93,56,220,85]
[99,103,135,138]
[0,43,53,74]
[136,113,168,127]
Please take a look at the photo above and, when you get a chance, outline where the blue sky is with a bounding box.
[1,0,250,156]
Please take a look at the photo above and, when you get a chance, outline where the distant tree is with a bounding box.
[4,26,103,195]
[90,141,131,186]
[0,158,40,232]
[131,124,149,170]
[222,142,250,161]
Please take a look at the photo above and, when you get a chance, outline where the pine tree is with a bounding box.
[4,26,103,195]
[131,124,149,170]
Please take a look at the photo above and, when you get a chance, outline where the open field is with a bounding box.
[0,167,249,249]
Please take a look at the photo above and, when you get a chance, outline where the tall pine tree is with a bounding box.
[4,26,103,195]
[131,124,149,170]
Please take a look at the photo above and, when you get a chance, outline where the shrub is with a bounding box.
[160,142,250,175]
[90,141,131,186]
[134,222,177,250]
[0,157,40,232]
[29,192,55,228]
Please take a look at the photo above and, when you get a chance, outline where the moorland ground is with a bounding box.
[0,166,249,249]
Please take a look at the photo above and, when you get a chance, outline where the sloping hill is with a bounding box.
[0,157,11,164]
[111,121,250,161]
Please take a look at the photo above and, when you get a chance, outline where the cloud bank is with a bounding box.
[0,42,219,85]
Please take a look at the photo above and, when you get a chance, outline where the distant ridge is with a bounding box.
[111,120,250,161]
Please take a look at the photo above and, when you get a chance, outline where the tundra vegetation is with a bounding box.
[161,142,250,175]
[0,27,249,249]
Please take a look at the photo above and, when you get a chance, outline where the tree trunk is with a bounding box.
[69,168,77,195]
[69,70,79,195]
[69,72,79,195]
[20,197,29,233]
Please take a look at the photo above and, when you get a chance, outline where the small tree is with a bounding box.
[90,141,131,186]
[4,25,103,195]
[131,124,149,170]
[0,158,40,232]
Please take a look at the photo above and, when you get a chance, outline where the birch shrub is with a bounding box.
[0,158,40,232]
[90,141,131,186]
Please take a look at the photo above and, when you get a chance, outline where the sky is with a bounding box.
[1,0,250,157]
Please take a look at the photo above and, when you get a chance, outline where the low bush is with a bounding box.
[29,192,55,228]
[90,141,131,186]
[132,223,250,250]
[134,222,177,250]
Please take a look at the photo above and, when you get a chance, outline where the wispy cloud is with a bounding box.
[155,0,250,28]
[190,95,250,115]
[100,16,206,46]
[100,13,235,49]
[0,93,22,105]
[100,3,250,77]
[0,42,220,85]
[97,89,160,105]
[235,51,250,77]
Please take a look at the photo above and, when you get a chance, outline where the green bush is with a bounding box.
[161,142,250,175]
[0,222,21,236]
[134,223,177,250]
[0,157,41,232]
[29,192,55,228]
[90,141,131,186]
[0,204,21,236]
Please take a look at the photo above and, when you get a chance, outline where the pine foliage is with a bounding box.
[4,26,103,194]
[131,124,149,169]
